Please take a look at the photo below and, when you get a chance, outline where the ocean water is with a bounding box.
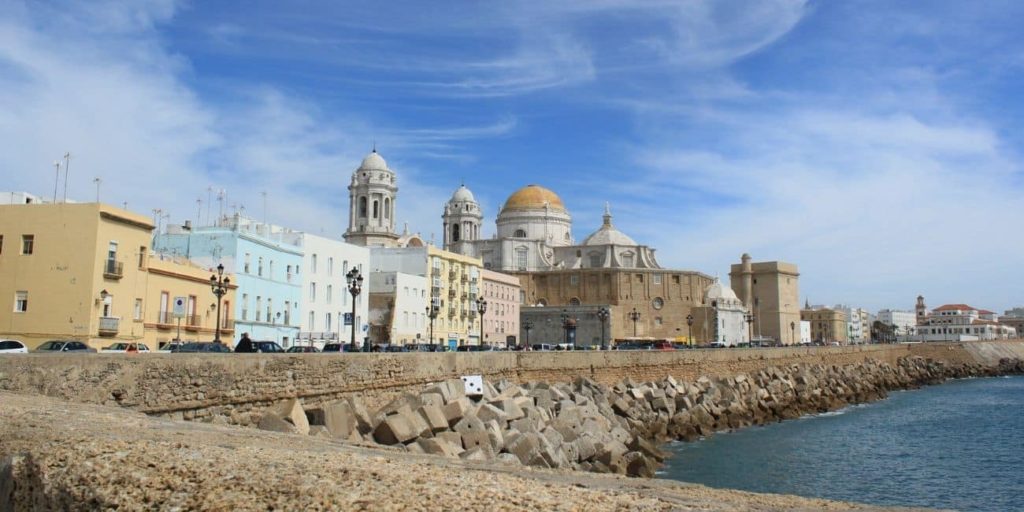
[659,376,1024,512]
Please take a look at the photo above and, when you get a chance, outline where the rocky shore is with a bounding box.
[258,356,1024,478]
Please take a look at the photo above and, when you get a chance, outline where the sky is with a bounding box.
[1,0,1022,313]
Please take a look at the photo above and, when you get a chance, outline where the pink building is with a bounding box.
[481,269,520,347]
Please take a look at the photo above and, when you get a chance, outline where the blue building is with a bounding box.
[153,215,303,347]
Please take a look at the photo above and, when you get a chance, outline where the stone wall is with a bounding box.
[1,341,1019,424]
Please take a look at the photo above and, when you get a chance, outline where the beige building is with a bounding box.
[729,253,801,345]
[800,307,849,344]
[480,269,520,347]
[0,199,235,350]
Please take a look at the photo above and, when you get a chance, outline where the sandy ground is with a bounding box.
[0,392,945,512]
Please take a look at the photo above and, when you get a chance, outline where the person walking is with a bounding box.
[234,333,255,353]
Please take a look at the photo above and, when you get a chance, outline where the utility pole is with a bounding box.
[93,177,101,203]
[62,152,71,202]
[52,161,61,203]
[261,190,268,225]
[206,187,213,226]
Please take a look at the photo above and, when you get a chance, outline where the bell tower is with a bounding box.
[344,149,400,247]
[442,184,483,256]
[915,295,928,325]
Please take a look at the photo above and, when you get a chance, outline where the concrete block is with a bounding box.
[436,431,464,450]
[308,425,331,439]
[574,436,597,461]
[460,445,495,461]
[318,400,358,439]
[269,398,310,436]
[495,399,525,421]
[506,432,542,465]
[454,415,490,450]
[443,397,473,426]
[477,402,509,424]
[417,437,462,458]
[484,419,505,453]
[418,404,449,433]
[420,392,445,409]
[373,413,420,445]
[541,426,564,447]
[257,412,297,434]
[550,418,580,442]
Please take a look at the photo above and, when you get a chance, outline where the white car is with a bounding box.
[0,339,28,354]
[100,342,151,353]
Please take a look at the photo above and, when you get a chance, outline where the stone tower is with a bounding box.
[344,149,400,247]
[915,295,928,325]
[442,184,483,256]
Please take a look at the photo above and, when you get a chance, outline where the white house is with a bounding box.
[292,232,370,348]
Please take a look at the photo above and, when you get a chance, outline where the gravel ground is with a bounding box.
[0,392,938,511]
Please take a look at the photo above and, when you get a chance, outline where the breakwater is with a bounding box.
[258,355,1024,477]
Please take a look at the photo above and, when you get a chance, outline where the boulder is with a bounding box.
[443,397,474,427]
[373,413,420,445]
[506,432,543,465]
[416,437,463,458]
[257,412,297,434]
[417,404,449,433]
[261,398,309,436]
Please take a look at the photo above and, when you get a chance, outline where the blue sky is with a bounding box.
[2,0,1022,313]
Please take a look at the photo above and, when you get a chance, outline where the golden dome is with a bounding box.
[501,184,565,212]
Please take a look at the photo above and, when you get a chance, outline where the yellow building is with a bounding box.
[800,307,849,344]
[427,245,484,347]
[142,255,237,349]
[0,199,235,350]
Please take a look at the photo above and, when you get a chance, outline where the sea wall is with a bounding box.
[0,341,1019,424]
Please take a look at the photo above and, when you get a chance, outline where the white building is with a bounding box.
[876,309,917,337]
[800,320,812,344]
[369,271,428,346]
[704,279,749,347]
[293,232,370,348]
[835,304,870,344]
[915,303,1017,341]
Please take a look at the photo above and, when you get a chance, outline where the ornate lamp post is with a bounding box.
[596,307,610,350]
[209,263,230,344]
[629,308,641,337]
[744,313,755,345]
[523,320,533,349]
[426,304,439,350]
[346,267,363,352]
[475,296,487,346]
[790,320,796,346]
[686,314,694,346]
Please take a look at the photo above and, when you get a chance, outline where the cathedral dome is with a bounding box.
[450,185,476,203]
[582,204,638,246]
[705,279,740,302]
[501,184,565,212]
[359,150,389,171]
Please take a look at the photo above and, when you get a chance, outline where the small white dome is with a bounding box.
[359,150,388,171]
[450,185,476,203]
[581,203,637,246]
[705,279,739,302]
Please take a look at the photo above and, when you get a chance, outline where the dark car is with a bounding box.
[286,345,320,353]
[170,342,232,353]
[252,341,285,353]
[34,340,96,353]
[321,343,359,352]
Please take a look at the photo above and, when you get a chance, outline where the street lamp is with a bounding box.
[475,296,487,346]
[426,303,439,350]
[686,314,694,346]
[346,267,364,352]
[523,320,533,349]
[596,307,610,350]
[629,308,641,337]
[209,263,230,344]
[790,321,796,346]
[744,313,755,345]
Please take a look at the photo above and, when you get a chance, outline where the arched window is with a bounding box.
[514,229,527,238]
[372,200,379,219]
[359,197,367,218]
[384,198,390,219]
[569,297,581,306]
[452,224,460,242]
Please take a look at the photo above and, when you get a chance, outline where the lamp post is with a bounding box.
[560,312,577,350]
[523,320,533,349]
[629,308,641,337]
[686,314,694,346]
[426,304,438,350]
[790,321,796,346]
[346,267,363,352]
[475,296,487,347]
[744,313,754,345]
[596,307,610,350]
[209,263,230,344]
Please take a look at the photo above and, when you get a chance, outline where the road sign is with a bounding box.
[172,297,187,318]
[344,313,353,326]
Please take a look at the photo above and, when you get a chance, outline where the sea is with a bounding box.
[659,376,1024,512]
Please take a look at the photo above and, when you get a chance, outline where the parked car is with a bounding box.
[170,342,233,353]
[321,343,359,352]
[530,343,554,351]
[34,340,96,353]
[0,339,28,354]
[252,341,285,353]
[101,342,151,353]
[286,345,320,353]
[709,341,727,348]
[652,341,675,351]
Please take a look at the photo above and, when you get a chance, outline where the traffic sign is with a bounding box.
[172,297,187,318]
[344,313,353,326]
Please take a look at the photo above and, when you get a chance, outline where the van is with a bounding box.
[531,344,554,351]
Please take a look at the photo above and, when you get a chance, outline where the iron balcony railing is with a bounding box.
[98,316,119,335]
[103,260,124,279]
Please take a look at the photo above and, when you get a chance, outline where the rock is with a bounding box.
[416,437,463,458]
[417,404,449,433]
[443,397,473,427]
[476,403,509,424]
[506,432,542,465]
[260,398,309,436]
[373,413,420,445]
[257,412,297,434]
[453,415,490,451]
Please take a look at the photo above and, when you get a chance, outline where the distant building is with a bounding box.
[690,279,749,346]
[730,254,801,345]
[295,233,370,348]
[800,306,848,344]
[481,269,520,348]
[0,198,235,349]
[835,305,870,344]
[799,320,812,344]
[368,271,427,346]
[154,214,301,348]
[876,309,917,337]
[915,302,1017,341]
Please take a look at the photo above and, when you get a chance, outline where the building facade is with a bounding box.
[800,307,849,344]
[876,309,917,337]
[368,271,428,346]
[295,233,370,348]
[481,269,521,347]
[153,215,302,347]
[690,280,749,346]
[0,199,234,349]
[835,305,870,344]
[914,302,1017,341]
[729,253,801,345]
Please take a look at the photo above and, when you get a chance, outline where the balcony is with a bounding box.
[221,319,235,332]
[98,316,119,336]
[184,314,202,331]
[103,260,124,280]
[448,308,456,317]
[448,289,456,298]
[448,271,457,280]
[461,274,468,282]
[156,311,174,326]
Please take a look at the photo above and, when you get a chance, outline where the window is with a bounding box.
[311,254,318,273]
[14,291,28,312]
[258,257,264,277]
[244,253,251,273]
[256,296,262,322]
[21,235,34,255]
[653,274,662,285]
[0,235,3,254]
[326,285,332,304]
[384,198,390,219]
[107,241,117,263]
[134,298,142,321]
[516,250,527,271]
[159,292,169,322]
[241,293,249,320]
[373,200,379,219]
[138,246,147,269]
[309,311,316,330]
[653,297,664,310]
[570,275,579,286]
[266,298,272,324]
[310,282,317,301]
[328,257,333,276]
[359,197,367,217]
[589,254,602,267]
[325,313,332,332]
[514,229,526,238]
[283,301,291,325]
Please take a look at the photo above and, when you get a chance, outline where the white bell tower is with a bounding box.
[344,149,400,247]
